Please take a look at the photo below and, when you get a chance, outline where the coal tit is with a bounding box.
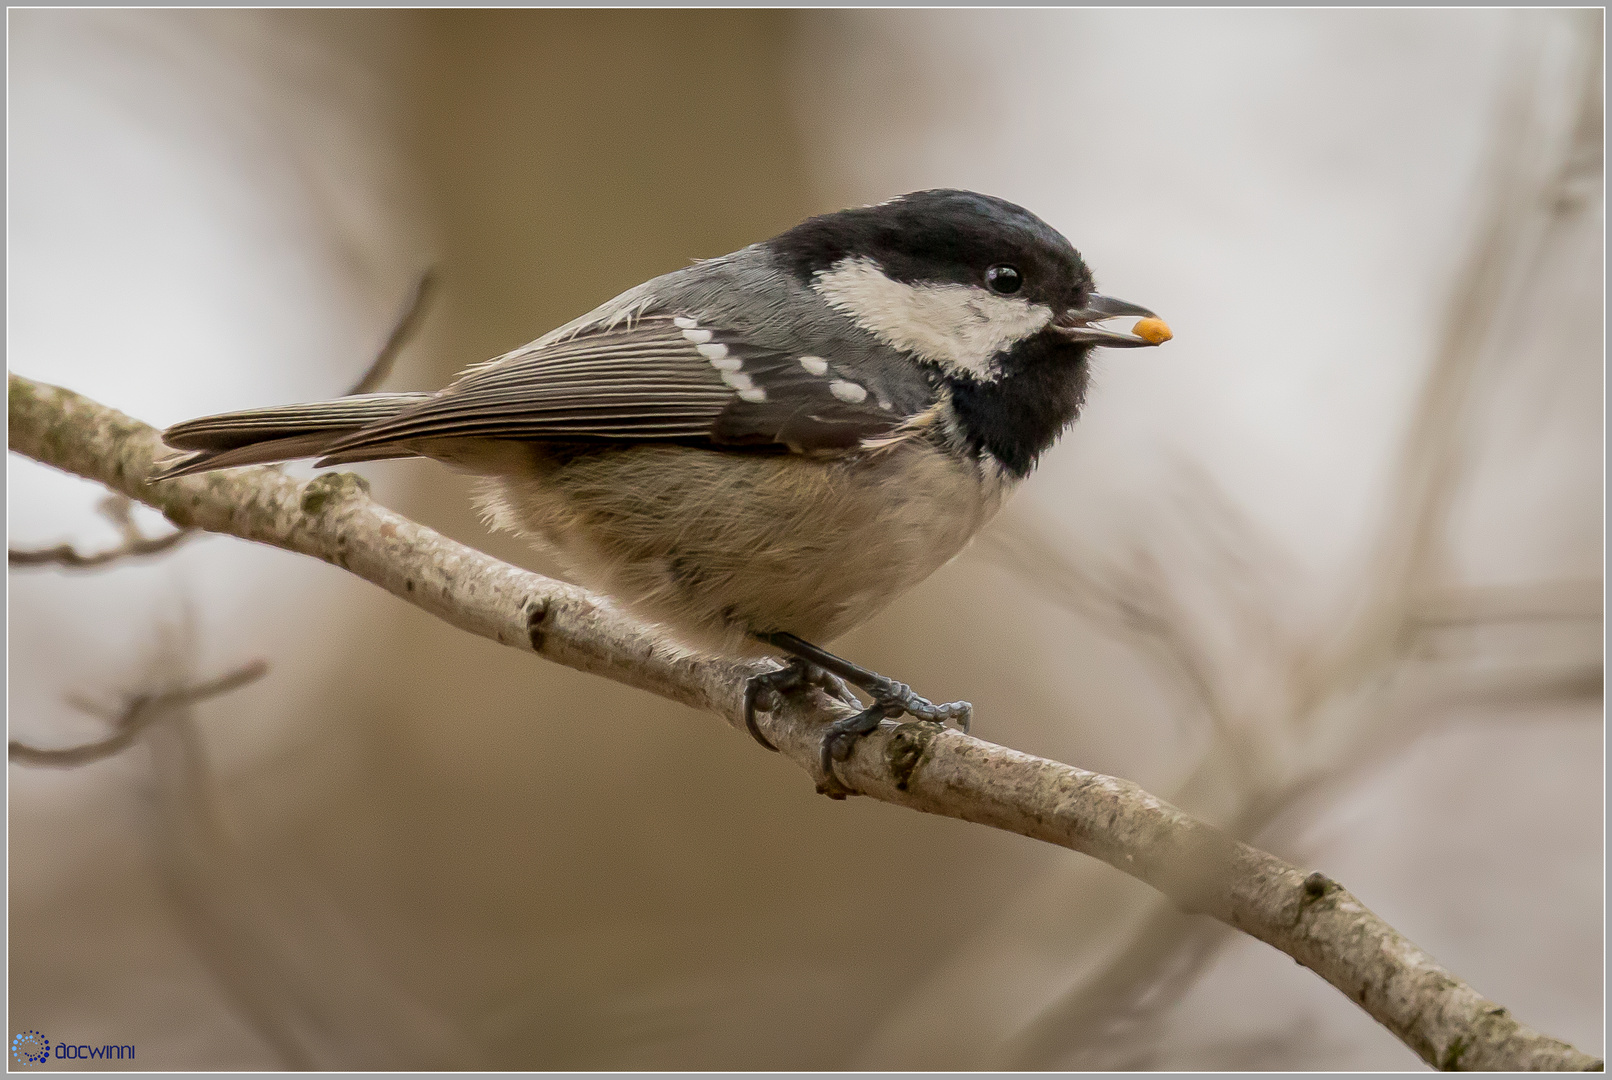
[156,189,1170,786]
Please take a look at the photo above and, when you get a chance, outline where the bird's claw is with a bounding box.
[805,667,861,710]
[745,630,972,796]
[743,657,811,752]
[744,658,865,752]
[816,704,887,798]
[817,686,974,796]
[869,678,972,733]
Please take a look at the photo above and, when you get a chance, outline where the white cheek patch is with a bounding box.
[811,256,1053,380]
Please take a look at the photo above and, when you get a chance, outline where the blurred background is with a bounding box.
[7,8,1602,1070]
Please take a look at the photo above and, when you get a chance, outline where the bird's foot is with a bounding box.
[860,674,972,733]
[749,631,972,798]
[743,658,858,752]
[814,679,972,798]
[817,703,897,798]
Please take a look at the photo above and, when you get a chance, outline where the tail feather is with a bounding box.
[153,393,432,479]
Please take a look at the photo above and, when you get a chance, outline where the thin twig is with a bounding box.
[9,659,269,767]
[7,529,191,568]
[345,269,436,396]
[5,373,1601,1072]
[9,493,194,569]
[10,272,434,572]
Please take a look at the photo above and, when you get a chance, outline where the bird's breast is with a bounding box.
[474,438,1017,656]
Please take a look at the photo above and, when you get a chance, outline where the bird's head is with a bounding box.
[767,188,1169,383]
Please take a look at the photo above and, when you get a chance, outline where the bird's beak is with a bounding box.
[1052,294,1172,347]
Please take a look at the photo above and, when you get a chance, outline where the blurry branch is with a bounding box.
[1415,579,1602,627]
[123,628,460,1070]
[345,268,435,396]
[11,618,456,1069]
[9,493,194,569]
[8,659,268,768]
[968,18,1603,1068]
[8,270,434,573]
[1295,19,1600,719]
[6,272,432,573]
[7,373,1600,1074]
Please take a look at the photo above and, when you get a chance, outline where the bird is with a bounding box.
[155,189,1171,790]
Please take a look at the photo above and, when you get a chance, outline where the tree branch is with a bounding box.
[9,659,269,767]
[344,269,436,397]
[9,493,194,569]
[8,268,434,572]
[7,371,1600,1072]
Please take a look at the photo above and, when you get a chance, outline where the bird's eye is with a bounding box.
[986,265,1023,295]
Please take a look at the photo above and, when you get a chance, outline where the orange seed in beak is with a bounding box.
[1133,317,1173,344]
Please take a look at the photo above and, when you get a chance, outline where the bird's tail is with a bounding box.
[153,393,433,479]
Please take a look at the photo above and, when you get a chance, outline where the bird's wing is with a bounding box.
[316,313,915,462]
